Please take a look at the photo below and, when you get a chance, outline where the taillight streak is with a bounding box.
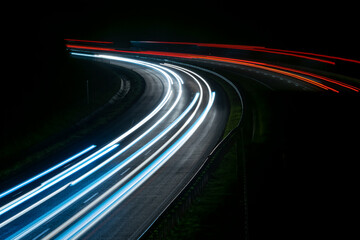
[67,44,358,93]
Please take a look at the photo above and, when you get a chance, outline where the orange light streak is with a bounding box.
[256,47,360,65]
[137,41,360,65]
[67,44,343,93]
[199,56,339,92]
[136,41,336,65]
[232,59,360,92]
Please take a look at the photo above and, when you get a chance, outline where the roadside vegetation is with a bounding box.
[165,141,241,239]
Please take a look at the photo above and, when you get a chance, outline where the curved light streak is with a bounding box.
[0,144,119,216]
[51,72,214,240]
[2,54,217,240]
[0,145,96,199]
[0,55,177,235]
[1,57,192,239]
[136,41,360,65]
[0,54,174,219]
[9,90,199,240]
[68,46,350,92]
[231,59,360,92]
[69,61,185,185]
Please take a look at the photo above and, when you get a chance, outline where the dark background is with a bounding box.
[2,0,358,173]
[1,2,359,238]
[3,0,360,58]
[3,0,358,101]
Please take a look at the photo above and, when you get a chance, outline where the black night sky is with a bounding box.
[1,1,359,239]
[4,0,359,59]
[3,1,358,128]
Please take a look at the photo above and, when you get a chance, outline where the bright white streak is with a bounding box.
[56,91,215,240]
[0,144,119,216]
[0,54,172,218]
[73,53,174,148]
[69,55,186,185]
[0,184,69,228]
[45,91,200,239]
[10,89,196,240]
[0,145,96,199]
[49,65,214,239]
[0,54,175,231]
[4,58,184,238]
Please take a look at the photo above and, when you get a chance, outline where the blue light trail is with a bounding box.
[0,145,96,199]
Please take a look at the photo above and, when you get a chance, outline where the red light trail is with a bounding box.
[66,43,360,93]
[138,41,360,65]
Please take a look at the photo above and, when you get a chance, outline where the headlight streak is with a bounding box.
[68,64,203,193]
[7,40,353,239]
[71,52,174,146]
[0,57,177,233]
[40,144,119,187]
[44,91,201,240]
[0,144,119,217]
[0,53,174,219]
[68,91,175,186]
[66,53,186,186]
[0,145,96,199]
[52,93,215,240]
[8,85,198,240]
[0,184,69,229]
[6,39,352,238]
[69,68,185,185]
[8,92,194,239]
[2,51,217,239]
[99,52,174,85]
[46,64,213,240]
[2,55,197,239]
[9,61,213,239]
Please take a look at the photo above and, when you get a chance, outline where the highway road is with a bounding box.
[1,42,360,239]
[0,53,229,239]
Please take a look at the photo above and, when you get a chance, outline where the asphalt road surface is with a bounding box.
[1,46,359,239]
[0,53,229,239]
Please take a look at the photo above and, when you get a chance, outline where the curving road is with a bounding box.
[0,53,229,239]
[1,42,359,239]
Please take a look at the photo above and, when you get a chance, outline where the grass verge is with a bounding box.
[164,141,241,240]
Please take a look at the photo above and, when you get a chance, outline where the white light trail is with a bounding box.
[52,93,215,240]
[47,64,215,239]
[0,144,119,216]
[8,91,198,240]
[1,55,183,238]
[2,55,217,240]
[0,54,174,219]
[0,145,96,199]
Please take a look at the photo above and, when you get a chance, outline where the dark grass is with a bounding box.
[164,142,241,240]
[159,64,360,239]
